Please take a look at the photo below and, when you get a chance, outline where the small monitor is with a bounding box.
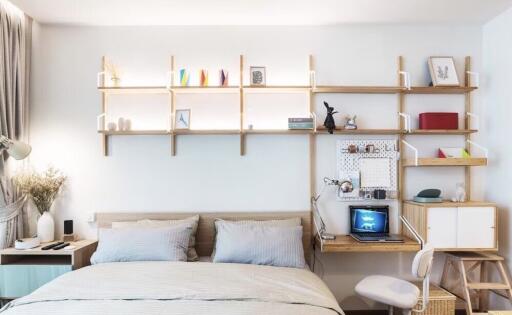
[350,206,389,234]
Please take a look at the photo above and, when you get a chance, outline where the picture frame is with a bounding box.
[428,56,460,87]
[175,109,191,130]
[250,66,266,86]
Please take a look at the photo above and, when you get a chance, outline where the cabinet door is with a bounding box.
[427,207,457,249]
[457,207,496,249]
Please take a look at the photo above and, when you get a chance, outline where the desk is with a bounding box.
[316,235,421,253]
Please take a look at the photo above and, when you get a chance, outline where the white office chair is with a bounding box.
[355,244,435,315]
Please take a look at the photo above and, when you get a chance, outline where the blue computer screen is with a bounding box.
[351,209,388,233]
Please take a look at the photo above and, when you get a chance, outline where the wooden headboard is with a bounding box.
[95,211,313,264]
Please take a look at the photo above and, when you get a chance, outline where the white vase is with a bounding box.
[37,212,55,242]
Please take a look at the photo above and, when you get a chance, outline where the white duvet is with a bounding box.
[1,261,343,315]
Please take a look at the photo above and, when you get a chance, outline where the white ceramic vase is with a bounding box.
[37,212,55,242]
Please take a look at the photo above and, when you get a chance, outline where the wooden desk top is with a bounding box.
[317,235,421,253]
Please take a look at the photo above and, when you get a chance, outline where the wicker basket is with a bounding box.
[413,283,456,315]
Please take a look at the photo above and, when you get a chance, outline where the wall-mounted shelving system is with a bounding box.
[97,55,487,244]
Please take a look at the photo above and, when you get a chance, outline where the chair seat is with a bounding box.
[355,275,421,309]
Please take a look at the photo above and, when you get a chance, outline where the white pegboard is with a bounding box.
[336,139,399,201]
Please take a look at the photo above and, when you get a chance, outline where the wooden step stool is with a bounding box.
[440,252,512,315]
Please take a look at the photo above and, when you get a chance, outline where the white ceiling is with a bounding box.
[9,0,512,25]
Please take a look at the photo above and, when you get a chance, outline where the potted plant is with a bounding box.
[14,167,66,242]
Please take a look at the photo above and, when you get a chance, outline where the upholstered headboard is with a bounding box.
[95,211,313,264]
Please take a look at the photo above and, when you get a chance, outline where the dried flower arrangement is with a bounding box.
[14,167,66,215]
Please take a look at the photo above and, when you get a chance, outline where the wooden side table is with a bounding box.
[0,240,97,299]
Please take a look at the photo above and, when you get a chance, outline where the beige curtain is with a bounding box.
[0,1,31,247]
[0,1,31,172]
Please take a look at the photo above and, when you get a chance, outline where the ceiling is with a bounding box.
[9,0,512,25]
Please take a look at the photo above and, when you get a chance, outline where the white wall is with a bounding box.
[484,7,512,310]
[29,24,483,310]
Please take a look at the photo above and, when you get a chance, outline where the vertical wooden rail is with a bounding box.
[308,54,316,199]
[240,54,245,156]
[101,56,108,156]
[397,56,405,234]
[170,55,176,156]
[398,56,405,202]
[464,56,472,200]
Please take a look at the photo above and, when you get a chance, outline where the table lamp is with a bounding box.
[0,135,31,160]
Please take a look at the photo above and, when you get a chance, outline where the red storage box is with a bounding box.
[419,112,458,130]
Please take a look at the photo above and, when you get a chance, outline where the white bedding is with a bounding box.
[1,261,343,315]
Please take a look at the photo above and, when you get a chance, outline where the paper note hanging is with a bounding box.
[360,158,391,188]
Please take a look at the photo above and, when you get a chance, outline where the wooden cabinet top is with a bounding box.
[0,240,98,269]
[404,200,496,207]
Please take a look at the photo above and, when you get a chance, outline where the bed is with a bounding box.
[1,211,343,315]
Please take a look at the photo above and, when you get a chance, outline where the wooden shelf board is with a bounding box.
[172,86,240,94]
[407,129,478,135]
[98,130,171,135]
[318,235,420,253]
[98,86,169,94]
[402,158,488,167]
[245,129,313,135]
[243,85,310,93]
[405,86,477,94]
[174,129,240,135]
[313,86,402,94]
[316,128,402,135]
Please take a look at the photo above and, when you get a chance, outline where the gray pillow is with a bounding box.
[112,215,200,262]
[211,218,301,258]
[91,225,191,264]
[213,221,306,268]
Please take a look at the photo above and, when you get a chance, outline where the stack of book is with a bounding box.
[288,118,314,130]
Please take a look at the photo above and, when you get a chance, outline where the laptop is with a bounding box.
[349,205,404,243]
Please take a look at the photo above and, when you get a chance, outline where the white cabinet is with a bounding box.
[403,202,497,251]
[457,207,496,248]
[427,207,457,248]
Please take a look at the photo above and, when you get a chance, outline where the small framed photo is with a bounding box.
[175,109,191,130]
[250,66,266,86]
[428,56,460,87]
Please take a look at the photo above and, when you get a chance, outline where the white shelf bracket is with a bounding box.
[97,113,106,131]
[466,112,480,130]
[467,139,488,158]
[167,114,173,132]
[309,70,317,89]
[399,71,411,90]
[166,71,174,89]
[310,112,318,132]
[398,112,412,132]
[401,140,418,166]
[97,71,106,88]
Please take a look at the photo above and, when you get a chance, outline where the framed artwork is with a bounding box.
[428,56,460,87]
[250,66,266,86]
[175,109,191,130]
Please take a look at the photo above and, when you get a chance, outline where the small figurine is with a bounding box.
[345,115,357,130]
[323,101,338,134]
[452,182,466,202]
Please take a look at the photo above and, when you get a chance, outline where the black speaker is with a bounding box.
[373,189,387,200]
[64,220,73,235]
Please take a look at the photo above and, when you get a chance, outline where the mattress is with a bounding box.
[1,261,343,315]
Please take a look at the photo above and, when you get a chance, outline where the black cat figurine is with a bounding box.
[323,101,338,134]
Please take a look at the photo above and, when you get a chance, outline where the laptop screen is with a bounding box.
[350,206,389,234]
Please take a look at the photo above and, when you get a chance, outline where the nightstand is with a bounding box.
[0,240,97,299]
